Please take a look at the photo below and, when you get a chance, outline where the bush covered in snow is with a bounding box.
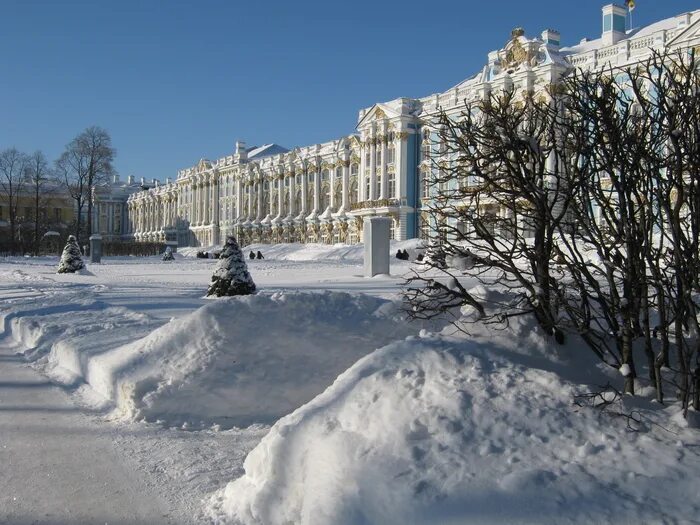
[207,236,256,297]
[56,235,84,274]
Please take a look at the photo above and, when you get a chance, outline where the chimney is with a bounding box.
[602,4,627,46]
[112,174,119,184]
[140,177,145,186]
[127,175,134,184]
[541,29,560,50]
[166,177,172,185]
[235,140,248,162]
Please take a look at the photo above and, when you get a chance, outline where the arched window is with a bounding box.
[320,182,330,211]
[305,183,314,213]
[349,164,359,206]
[263,191,270,216]
[349,179,358,206]
[265,190,278,216]
[333,181,342,209]
[295,190,302,214]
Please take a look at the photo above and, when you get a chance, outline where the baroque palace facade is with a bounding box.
[119,4,700,248]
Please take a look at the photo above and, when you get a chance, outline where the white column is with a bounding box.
[277,176,284,216]
[289,175,296,216]
[212,181,219,225]
[329,169,336,210]
[342,163,349,209]
[235,179,242,219]
[380,138,387,199]
[301,171,308,213]
[369,139,376,200]
[395,135,405,201]
[313,170,320,211]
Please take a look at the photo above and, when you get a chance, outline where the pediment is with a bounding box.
[197,158,212,172]
[357,103,400,128]
[666,18,700,48]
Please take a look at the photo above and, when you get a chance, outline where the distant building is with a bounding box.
[0,183,74,249]
[125,4,700,247]
[92,175,145,241]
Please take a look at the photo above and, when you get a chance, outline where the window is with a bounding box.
[375,148,382,165]
[376,174,382,199]
[365,151,371,168]
[386,145,395,164]
[294,191,302,213]
[422,129,431,160]
[320,183,330,211]
[388,172,396,199]
[421,173,430,199]
[390,217,396,240]
[349,179,359,206]
[365,175,371,201]
[420,214,430,241]
[305,186,313,212]
[334,182,342,209]
[349,164,359,205]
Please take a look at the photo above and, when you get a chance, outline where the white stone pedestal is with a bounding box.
[364,217,391,277]
[89,234,102,263]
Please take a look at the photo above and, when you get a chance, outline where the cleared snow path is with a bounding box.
[0,338,187,525]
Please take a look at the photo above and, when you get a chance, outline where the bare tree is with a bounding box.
[79,127,116,239]
[25,151,53,255]
[0,148,29,254]
[57,139,89,243]
[405,89,576,342]
[57,127,116,243]
[404,49,700,414]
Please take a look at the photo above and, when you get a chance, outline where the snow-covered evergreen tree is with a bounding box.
[162,246,174,261]
[57,235,85,274]
[207,236,256,297]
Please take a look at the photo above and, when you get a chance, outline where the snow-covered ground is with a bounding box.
[0,245,421,523]
[1,243,698,524]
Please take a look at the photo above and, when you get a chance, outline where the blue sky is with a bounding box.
[2,0,698,181]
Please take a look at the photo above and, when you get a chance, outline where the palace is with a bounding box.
[116,4,700,248]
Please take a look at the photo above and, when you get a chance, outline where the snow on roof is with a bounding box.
[560,12,694,56]
[247,144,289,160]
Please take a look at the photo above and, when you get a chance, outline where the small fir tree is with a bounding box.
[207,236,256,297]
[162,246,174,261]
[57,235,85,274]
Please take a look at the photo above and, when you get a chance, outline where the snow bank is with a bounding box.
[181,240,426,263]
[211,326,699,525]
[45,291,421,428]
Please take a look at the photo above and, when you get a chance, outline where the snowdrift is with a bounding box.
[42,291,420,428]
[180,239,426,263]
[210,323,700,525]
